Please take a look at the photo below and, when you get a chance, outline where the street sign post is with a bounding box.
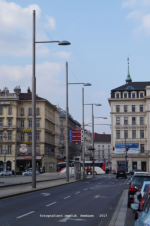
[69,130,82,143]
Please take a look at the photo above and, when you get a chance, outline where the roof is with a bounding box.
[94,133,111,143]
[111,82,150,92]
[19,93,45,101]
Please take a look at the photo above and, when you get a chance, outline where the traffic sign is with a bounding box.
[19,144,28,154]
[81,130,84,142]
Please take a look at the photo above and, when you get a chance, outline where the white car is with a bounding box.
[0,170,12,176]
[134,172,149,175]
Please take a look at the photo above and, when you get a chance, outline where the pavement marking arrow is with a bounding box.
[41,193,50,196]
[94,195,107,198]
[59,217,86,222]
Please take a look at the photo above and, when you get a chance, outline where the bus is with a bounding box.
[56,161,105,175]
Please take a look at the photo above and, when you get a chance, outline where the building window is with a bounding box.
[116,117,120,125]
[124,105,127,112]
[28,133,32,141]
[116,105,120,113]
[140,117,144,125]
[8,120,12,127]
[116,130,120,139]
[116,93,119,98]
[124,93,127,98]
[28,120,32,127]
[132,93,135,98]
[29,108,32,116]
[98,145,100,147]
[140,130,144,138]
[36,120,40,127]
[141,144,144,153]
[60,129,64,135]
[0,146,2,154]
[0,133,3,141]
[0,120,3,127]
[20,133,24,141]
[36,133,40,141]
[0,107,3,115]
[21,120,24,128]
[124,117,128,125]
[36,108,40,115]
[8,146,11,154]
[20,108,24,116]
[8,132,12,140]
[60,120,63,126]
[8,107,12,115]
[124,130,128,139]
[132,105,135,112]
[140,93,143,98]
[140,105,143,112]
[132,117,136,125]
[132,130,136,139]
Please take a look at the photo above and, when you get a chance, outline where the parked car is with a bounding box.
[127,174,150,207]
[134,184,150,220]
[134,172,149,176]
[22,170,40,176]
[0,170,12,176]
[131,193,150,225]
[116,166,127,179]
[128,169,142,175]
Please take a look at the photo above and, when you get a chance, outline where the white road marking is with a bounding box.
[16,211,35,219]
[64,196,71,199]
[90,187,94,189]
[46,202,57,207]
[94,195,107,198]
[75,191,80,194]
[85,182,89,183]
[41,193,50,196]
[59,217,86,222]
[84,188,88,191]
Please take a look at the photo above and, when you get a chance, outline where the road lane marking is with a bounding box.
[16,211,35,218]
[90,187,93,189]
[59,217,86,222]
[84,188,88,191]
[75,191,80,194]
[64,196,71,199]
[46,202,57,207]
[41,193,50,196]
[94,195,107,198]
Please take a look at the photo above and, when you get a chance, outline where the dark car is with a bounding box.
[128,169,142,175]
[116,167,127,179]
[127,174,150,207]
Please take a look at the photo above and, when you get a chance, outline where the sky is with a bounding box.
[1,0,150,134]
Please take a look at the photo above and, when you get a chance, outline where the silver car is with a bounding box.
[0,170,12,176]
[23,170,40,176]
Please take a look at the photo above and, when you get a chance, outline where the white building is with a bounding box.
[108,59,150,172]
[94,133,111,166]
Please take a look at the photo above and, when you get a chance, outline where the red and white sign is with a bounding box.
[19,144,28,154]
[72,130,81,143]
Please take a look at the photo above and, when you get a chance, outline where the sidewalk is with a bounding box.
[108,189,135,226]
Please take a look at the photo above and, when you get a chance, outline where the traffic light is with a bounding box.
[126,147,130,151]
[92,161,94,165]
[113,146,115,151]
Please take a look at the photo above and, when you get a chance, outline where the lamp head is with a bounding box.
[58,40,71,45]
[95,104,102,106]
[83,83,92,86]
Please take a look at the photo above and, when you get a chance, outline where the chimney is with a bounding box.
[103,132,105,134]
[27,87,31,93]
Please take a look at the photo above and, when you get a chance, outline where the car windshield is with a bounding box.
[132,176,150,188]
[144,184,150,192]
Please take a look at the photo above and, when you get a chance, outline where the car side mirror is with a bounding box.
[131,203,140,211]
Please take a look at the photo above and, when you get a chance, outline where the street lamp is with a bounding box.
[3,133,7,171]
[32,10,71,188]
[84,103,102,177]
[66,62,91,182]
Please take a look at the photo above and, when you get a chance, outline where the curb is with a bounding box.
[0,177,93,200]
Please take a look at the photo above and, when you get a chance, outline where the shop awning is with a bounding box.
[16,156,42,160]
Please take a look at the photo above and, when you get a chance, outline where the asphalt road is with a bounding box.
[0,175,128,226]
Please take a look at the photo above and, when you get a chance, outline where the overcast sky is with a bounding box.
[1,0,150,134]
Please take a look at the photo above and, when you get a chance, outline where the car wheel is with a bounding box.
[127,201,130,208]
[94,171,97,175]
[116,176,118,178]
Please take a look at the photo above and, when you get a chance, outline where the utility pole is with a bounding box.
[3,133,7,170]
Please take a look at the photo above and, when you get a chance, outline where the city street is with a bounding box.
[0,175,128,226]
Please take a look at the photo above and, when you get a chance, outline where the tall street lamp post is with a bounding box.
[66,61,91,182]
[32,10,71,188]
[84,103,102,177]
[3,133,7,170]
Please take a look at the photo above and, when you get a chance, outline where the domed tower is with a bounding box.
[125,57,132,84]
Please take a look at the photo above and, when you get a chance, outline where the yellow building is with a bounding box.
[0,86,60,173]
